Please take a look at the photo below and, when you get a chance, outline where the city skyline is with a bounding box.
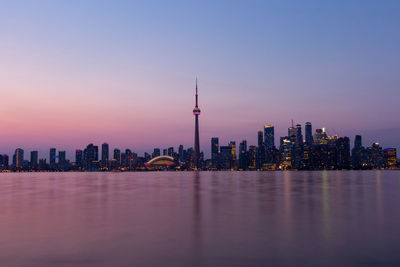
[1,1,399,157]
[1,119,397,169]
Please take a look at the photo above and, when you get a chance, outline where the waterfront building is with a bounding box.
[220,146,232,170]
[211,137,219,168]
[49,148,56,168]
[384,148,397,169]
[305,122,313,147]
[30,151,38,167]
[264,124,275,150]
[102,143,109,167]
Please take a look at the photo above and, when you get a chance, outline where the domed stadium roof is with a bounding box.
[145,156,175,166]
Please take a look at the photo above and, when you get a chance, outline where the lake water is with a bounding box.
[0,171,399,267]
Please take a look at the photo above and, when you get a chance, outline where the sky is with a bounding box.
[0,0,399,159]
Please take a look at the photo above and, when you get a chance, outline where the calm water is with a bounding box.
[0,171,400,267]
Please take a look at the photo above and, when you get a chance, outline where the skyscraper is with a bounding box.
[352,135,364,169]
[153,148,161,158]
[114,148,121,165]
[229,141,237,165]
[211,137,219,168]
[305,122,313,146]
[264,125,274,149]
[238,140,248,170]
[30,151,38,167]
[220,146,232,170]
[178,145,184,162]
[168,147,174,157]
[258,131,264,147]
[193,79,201,169]
[102,143,109,164]
[58,151,66,164]
[75,150,83,167]
[384,148,397,169]
[14,148,24,169]
[295,124,303,146]
[49,148,56,168]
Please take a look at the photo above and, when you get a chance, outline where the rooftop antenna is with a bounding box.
[291,119,294,128]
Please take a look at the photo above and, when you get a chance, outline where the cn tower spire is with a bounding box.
[195,77,198,107]
[193,78,201,170]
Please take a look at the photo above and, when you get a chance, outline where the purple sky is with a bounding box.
[0,0,399,159]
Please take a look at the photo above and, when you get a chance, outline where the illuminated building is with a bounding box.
[14,148,24,170]
[211,137,219,168]
[238,140,248,170]
[0,154,9,170]
[229,141,237,169]
[102,143,109,166]
[248,145,257,169]
[264,125,275,150]
[279,136,294,170]
[220,146,232,170]
[114,148,121,165]
[384,148,397,169]
[337,137,350,169]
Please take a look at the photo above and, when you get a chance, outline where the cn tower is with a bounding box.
[193,79,201,169]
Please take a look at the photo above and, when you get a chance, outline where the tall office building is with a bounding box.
[193,79,201,169]
[264,125,275,149]
[354,135,362,149]
[49,148,56,167]
[305,122,313,146]
[258,131,263,147]
[102,143,109,164]
[352,135,364,169]
[152,148,161,158]
[168,147,174,157]
[337,137,351,169]
[220,146,233,170]
[178,145,184,161]
[75,150,83,167]
[238,140,248,170]
[114,148,121,165]
[0,154,9,170]
[58,151,66,164]
[211,137,219,168]
[229,141,237,161]
[84,144,98,170]
[14,148,24,169]
[239,140,247,153]
[295,124,303,146]
[384,148,397,169]
[30,151,38,167]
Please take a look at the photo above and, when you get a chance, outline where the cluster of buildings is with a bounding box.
[0,82,397,172]
[0,122,397,172]
[0,143,202,172]
[208,123,398,171]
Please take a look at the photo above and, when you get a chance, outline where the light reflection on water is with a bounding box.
[0,171,399,267]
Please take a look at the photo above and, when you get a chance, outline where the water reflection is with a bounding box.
[0,171,399,267]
